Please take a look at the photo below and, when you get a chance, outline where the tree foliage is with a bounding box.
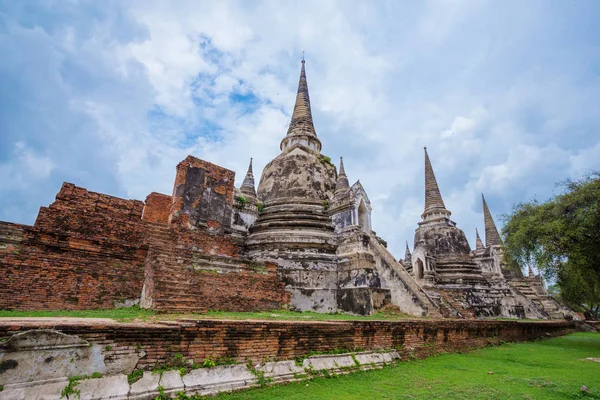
[502,172,600,319]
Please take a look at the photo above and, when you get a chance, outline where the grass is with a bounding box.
[0,307,418,322]
[0,305,157,322]
[213,333,600,400]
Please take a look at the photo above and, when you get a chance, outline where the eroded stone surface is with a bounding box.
[0,330,104,386]
[77,374,129,400]
[183,364,255,395]
[129,371,160,399]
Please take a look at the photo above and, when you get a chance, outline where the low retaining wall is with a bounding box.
[0,318,578,398]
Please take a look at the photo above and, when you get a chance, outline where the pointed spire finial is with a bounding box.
[422,147,451,220]
[475,228,484,250]
[334,156,350,200]
[404,241,412,265]
[240,157,257,199]
[280,60,321,152]
[482,194,502,246]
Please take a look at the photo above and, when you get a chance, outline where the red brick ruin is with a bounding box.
[0,155,290,312]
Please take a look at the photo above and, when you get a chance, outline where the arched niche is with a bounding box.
[416,258,424,280]
[358,200,370,233]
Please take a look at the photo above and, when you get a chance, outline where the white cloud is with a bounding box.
[441,116,476,138]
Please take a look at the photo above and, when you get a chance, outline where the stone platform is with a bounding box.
[0,317,582,399]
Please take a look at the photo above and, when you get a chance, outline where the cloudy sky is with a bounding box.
[1,0,599,258]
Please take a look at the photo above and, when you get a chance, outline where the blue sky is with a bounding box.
[1,0,599,259]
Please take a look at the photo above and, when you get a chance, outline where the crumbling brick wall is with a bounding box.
[142,192,172,224]
[169,155,235,234]
[0,221,147,310]
[0,155,290,313]
[34,183,146,243]
[0,319,577,370]
[141,224,290,312]
[0,183,148,310]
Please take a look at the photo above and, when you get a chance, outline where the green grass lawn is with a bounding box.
[0,307,418,322]
[213,333,600,400]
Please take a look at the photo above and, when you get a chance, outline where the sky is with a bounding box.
[1,0,599,259]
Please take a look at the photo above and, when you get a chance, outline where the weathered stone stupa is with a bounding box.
[245,60,340,310]
[409,148,579,319]
[244,61,433,315]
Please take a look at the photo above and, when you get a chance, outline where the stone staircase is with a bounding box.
[368,235,441,317]
[509,278,568,319]
[140,221,287,313]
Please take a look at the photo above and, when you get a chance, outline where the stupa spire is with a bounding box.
[404,241,412,263]
[334,157,350,200]
[475,228,484,250]
[422,147,451,220]
[482,194,501,246]
[280,59,322,152]
[240,158,256,199]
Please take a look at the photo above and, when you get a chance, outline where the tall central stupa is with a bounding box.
[241,60,437,316]
[245,60,340,310]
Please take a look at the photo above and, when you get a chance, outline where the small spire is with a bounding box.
[404,241,412,264]
[339,157,346,176]
[482,194,502,246]
[422,147,451,220]
[334,157,350,200]
[280,60,321,152]
[240,158,257,199]
[475,228,484,250]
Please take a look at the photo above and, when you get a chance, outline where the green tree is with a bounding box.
[502,172,600,320]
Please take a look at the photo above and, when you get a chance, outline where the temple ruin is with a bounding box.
[0,61,578,320]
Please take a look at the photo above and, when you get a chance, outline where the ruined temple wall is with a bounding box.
[169,155,235,233]
[0,183,149,310]
[142,192,172,224]
[141,224,290,312]
[0,319,577,379]
[34,182,146,243]
[0,156,293,313]
[0,222,147,310]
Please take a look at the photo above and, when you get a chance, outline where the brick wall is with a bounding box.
[0,158,289,313]
[0,222,147,310]
[141,223,290,312]
[34,182,145,243]
[169,155,235,233]
[0,319,577,371]
[142,192,172,224]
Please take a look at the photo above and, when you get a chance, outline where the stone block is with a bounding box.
[183,365,255,395]
[258,360,305,382]
[157,370,184,396]
[77,375,129,400]
[128,371,161,400]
